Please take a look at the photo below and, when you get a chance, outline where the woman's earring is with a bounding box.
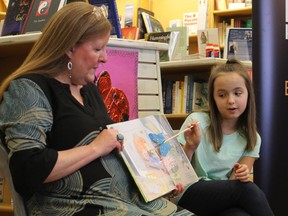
[67,61,72,79]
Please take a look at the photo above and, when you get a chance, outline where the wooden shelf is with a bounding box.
[213,7,252,16]
[165,114,188,130]
[0,11,5,20]
[0,203,13,213]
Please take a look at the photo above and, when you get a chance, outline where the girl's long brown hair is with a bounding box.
[207,58,257,152]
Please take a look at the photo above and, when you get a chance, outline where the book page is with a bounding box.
[107,114,198,202]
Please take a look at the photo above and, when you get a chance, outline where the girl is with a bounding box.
[176,58,274,216]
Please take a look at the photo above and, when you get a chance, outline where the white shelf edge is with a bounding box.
[0,33,168,51]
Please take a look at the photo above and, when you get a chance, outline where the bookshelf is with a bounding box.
[160,58,252,130]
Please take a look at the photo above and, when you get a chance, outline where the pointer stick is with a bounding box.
[163,125,194,143]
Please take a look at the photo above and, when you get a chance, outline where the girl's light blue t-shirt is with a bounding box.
[177,112,261,180]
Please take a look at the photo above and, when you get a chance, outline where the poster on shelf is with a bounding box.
[95,48,138,122]
[224,28,252,61]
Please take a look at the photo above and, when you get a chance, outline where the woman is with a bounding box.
[0,2,190,215]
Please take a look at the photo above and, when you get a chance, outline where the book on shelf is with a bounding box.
[137,7,154,39]
[21,0,67,34]
[197,0,209,30]
[89,0,122,38]
[215,0,227,10]
[192,81,208,111]
[197,28,219,57]
[163,79,174,114]
[106,114,199,202]
[186,75,195,113]
[228,0,245,9]
[121,26,139,40]
[166,26,189,60]
[245,0,252,7]
[141,11,164,34]
[223,28,252,61]
[182,12,198,36]
[1,0,34,36]
[147,31,180,62]
[169,19,182,27]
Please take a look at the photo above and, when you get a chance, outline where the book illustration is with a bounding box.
[89,0,122,38]
[22,0,66,34]
[148,133,171,157]
[1,0,33,36]
[192,82,208,111]
[96,48,138,121]
[107,115,199,202]
[141,11,164,34]
[96,71,129,122]
[197,28,219,57]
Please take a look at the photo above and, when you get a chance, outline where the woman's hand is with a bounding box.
[232,163,251,182]
[90,129,124,157]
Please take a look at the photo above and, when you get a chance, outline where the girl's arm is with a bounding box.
[182,121,201,161]
[229,156,256,182]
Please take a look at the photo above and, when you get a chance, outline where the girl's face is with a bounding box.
[68,32,110,85]
[213,72,248,122]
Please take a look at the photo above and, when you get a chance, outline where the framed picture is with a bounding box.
[224,28,252,61]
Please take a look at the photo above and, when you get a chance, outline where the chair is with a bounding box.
[0,140,27,216]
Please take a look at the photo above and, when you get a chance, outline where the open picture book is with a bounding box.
[107,114,199,202]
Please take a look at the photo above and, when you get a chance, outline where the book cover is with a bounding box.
[141,11,164,34]
[197,0,208,30]
[1,0,34,36]
[22,0,66,34]
[182,12,198,36]
[224,28,252,61]
[107,114,199,202]
[137,7,154,39]
[197,28,219,57]
[121,26,139,40]
[147,31,180,62]
[89,0,122,38]
[192,82,208,111]
[166,26,189,60]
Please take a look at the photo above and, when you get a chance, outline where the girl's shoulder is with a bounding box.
[187,111,210,125]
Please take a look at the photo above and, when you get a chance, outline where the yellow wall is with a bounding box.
[116,0,198,30]
[116,0,150,27]
[151,0,198,30]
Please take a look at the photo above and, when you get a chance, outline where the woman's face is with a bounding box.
[213,72,248,122]
[68,32,110,85]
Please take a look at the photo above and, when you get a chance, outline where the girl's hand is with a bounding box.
[90,129,124,156]
[233,163,251,182]
[184,121,201,152]
[167,183,184,200]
